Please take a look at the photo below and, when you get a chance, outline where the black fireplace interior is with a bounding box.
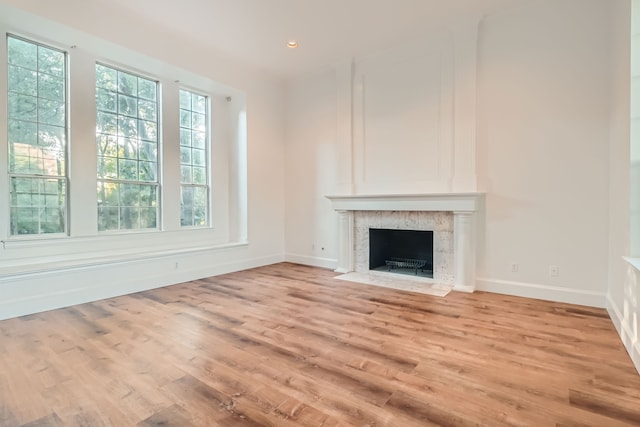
[369,228,434,278]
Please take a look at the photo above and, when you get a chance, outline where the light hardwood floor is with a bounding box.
[1,263,639,426]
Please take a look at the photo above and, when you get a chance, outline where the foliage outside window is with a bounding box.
[179,89,209,227]
[96,64,159,231]
[7,36,67,236]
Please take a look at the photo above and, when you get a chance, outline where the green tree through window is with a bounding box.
[179,89,209,227]
[7,35,67,235]
[96,64,159,231]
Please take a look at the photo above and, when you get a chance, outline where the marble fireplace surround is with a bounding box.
[326,193,482,292]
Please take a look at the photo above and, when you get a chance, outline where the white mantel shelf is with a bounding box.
[326,192,483,293]
[325,193,483,212]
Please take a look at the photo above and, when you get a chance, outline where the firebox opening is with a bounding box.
[369,228,434,278]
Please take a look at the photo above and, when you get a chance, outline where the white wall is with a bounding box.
[285,67,339,268]
[607,0,639,375]
[285,0,615,307]
[0,1,286,319]
[475,0,612,306]
[631,0,640,258]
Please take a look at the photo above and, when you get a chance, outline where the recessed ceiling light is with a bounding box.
[287,40,299,49]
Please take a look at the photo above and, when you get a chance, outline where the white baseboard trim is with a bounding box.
[606,294,640,375]
[475,277,606,308]
[0,252,284,321]
[285,253,337,270]
[453,284,475,293]
[607,294,624,335]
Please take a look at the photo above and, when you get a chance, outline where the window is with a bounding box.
[96,64,159,231]
[7,35,68,236]
[2,21,240,252]
[179,89,209,227]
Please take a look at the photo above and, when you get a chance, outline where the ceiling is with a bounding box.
[95,0,525,80]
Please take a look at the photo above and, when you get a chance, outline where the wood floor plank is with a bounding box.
[20,412,64,427]
[137,403,195,427]
[0,262,639,426]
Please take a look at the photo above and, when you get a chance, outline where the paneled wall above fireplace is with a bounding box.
[333,18,481,196]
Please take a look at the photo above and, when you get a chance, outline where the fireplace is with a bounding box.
[326,193,482,292]
[369,228,434,278]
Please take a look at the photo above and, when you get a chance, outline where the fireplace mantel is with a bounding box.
[325,193,481,212]
[326,193,483,292]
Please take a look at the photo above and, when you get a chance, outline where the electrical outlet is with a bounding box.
[549,265,559,277]
[511,263,519,273]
